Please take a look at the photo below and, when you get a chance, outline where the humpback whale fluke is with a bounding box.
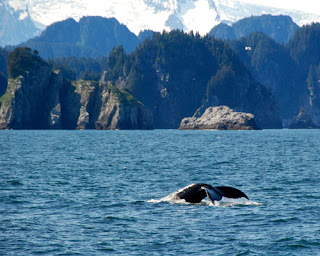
[169,183,249,204]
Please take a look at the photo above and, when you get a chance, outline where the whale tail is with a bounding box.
[172,183,249,204]
[204,186,249,204]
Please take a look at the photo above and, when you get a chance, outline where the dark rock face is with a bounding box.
[289,109,319,129]
[73,81,153,130]
[0,65,57,129]
[0,73,153,130]
[179,106,260,130]
[0,73,7,96]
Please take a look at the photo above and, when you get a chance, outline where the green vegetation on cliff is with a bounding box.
[107,82,139,107]
[103,30,282,128]
[288,23,320,74]
[7,47,48,78]
[49,56,106,81]
[0,76,19,107]
[1,47,48,107]
[225,22,320,124]
[228,32,304,119]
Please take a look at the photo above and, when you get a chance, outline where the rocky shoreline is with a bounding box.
[0,70,153,130]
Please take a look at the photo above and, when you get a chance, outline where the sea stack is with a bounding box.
[179,105,260,130]
[289,108,319,129]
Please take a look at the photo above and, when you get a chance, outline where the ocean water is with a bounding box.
[0,129,319,256]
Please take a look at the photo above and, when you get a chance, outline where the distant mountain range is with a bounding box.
[19,17,141,58]
[14,14,300,59]
[209,14,299,43]
[1,0,320,47]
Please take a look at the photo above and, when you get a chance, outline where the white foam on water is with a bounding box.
[148,193,190,205]
[212,197,264,207]
[148,196,263,207]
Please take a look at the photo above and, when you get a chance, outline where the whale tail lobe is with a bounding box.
[204,186,249,204]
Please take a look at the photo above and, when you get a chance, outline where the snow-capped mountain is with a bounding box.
[17,0,320,35]
[0,0,41,46]
[2,0,320,46]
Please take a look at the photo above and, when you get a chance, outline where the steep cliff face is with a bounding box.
[0,64,60,129]
[0,75,153,129]
[72,81,153,130]
[289,108,319,129]
[0,48,153,130]
[0,72,7,96]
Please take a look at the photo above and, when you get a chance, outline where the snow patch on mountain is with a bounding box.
[0,0,40,46]
[5,0,320,36]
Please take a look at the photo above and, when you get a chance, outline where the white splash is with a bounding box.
[148,195,263,207]
[148,193,264,207]
[212,197,264,207]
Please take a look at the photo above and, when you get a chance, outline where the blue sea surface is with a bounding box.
[0,130,320,255]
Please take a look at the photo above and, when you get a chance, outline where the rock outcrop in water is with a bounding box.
[0,76,153,130]
[72,81,153,130]
[289,108,319,129]
[179,106,260,130]
[0,48,153,130]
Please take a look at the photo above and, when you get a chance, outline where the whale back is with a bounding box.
[175,183,208,203]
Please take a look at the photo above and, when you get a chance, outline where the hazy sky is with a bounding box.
[240,0,320,15]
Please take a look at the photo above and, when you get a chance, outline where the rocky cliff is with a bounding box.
[0,48,153,130]
[0,72,7,96]
[179,106,260,130]
[289,109,319,129]
[0,76,153,130]
[104,31,282,129]
[0,64,57,129]
[72,81,153,130]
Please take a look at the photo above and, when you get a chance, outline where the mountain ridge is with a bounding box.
[209,14,299,43]
[5,0,320,37]
[19,16,141,59]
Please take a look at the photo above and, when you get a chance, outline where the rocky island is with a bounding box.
[179,106,260,130]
